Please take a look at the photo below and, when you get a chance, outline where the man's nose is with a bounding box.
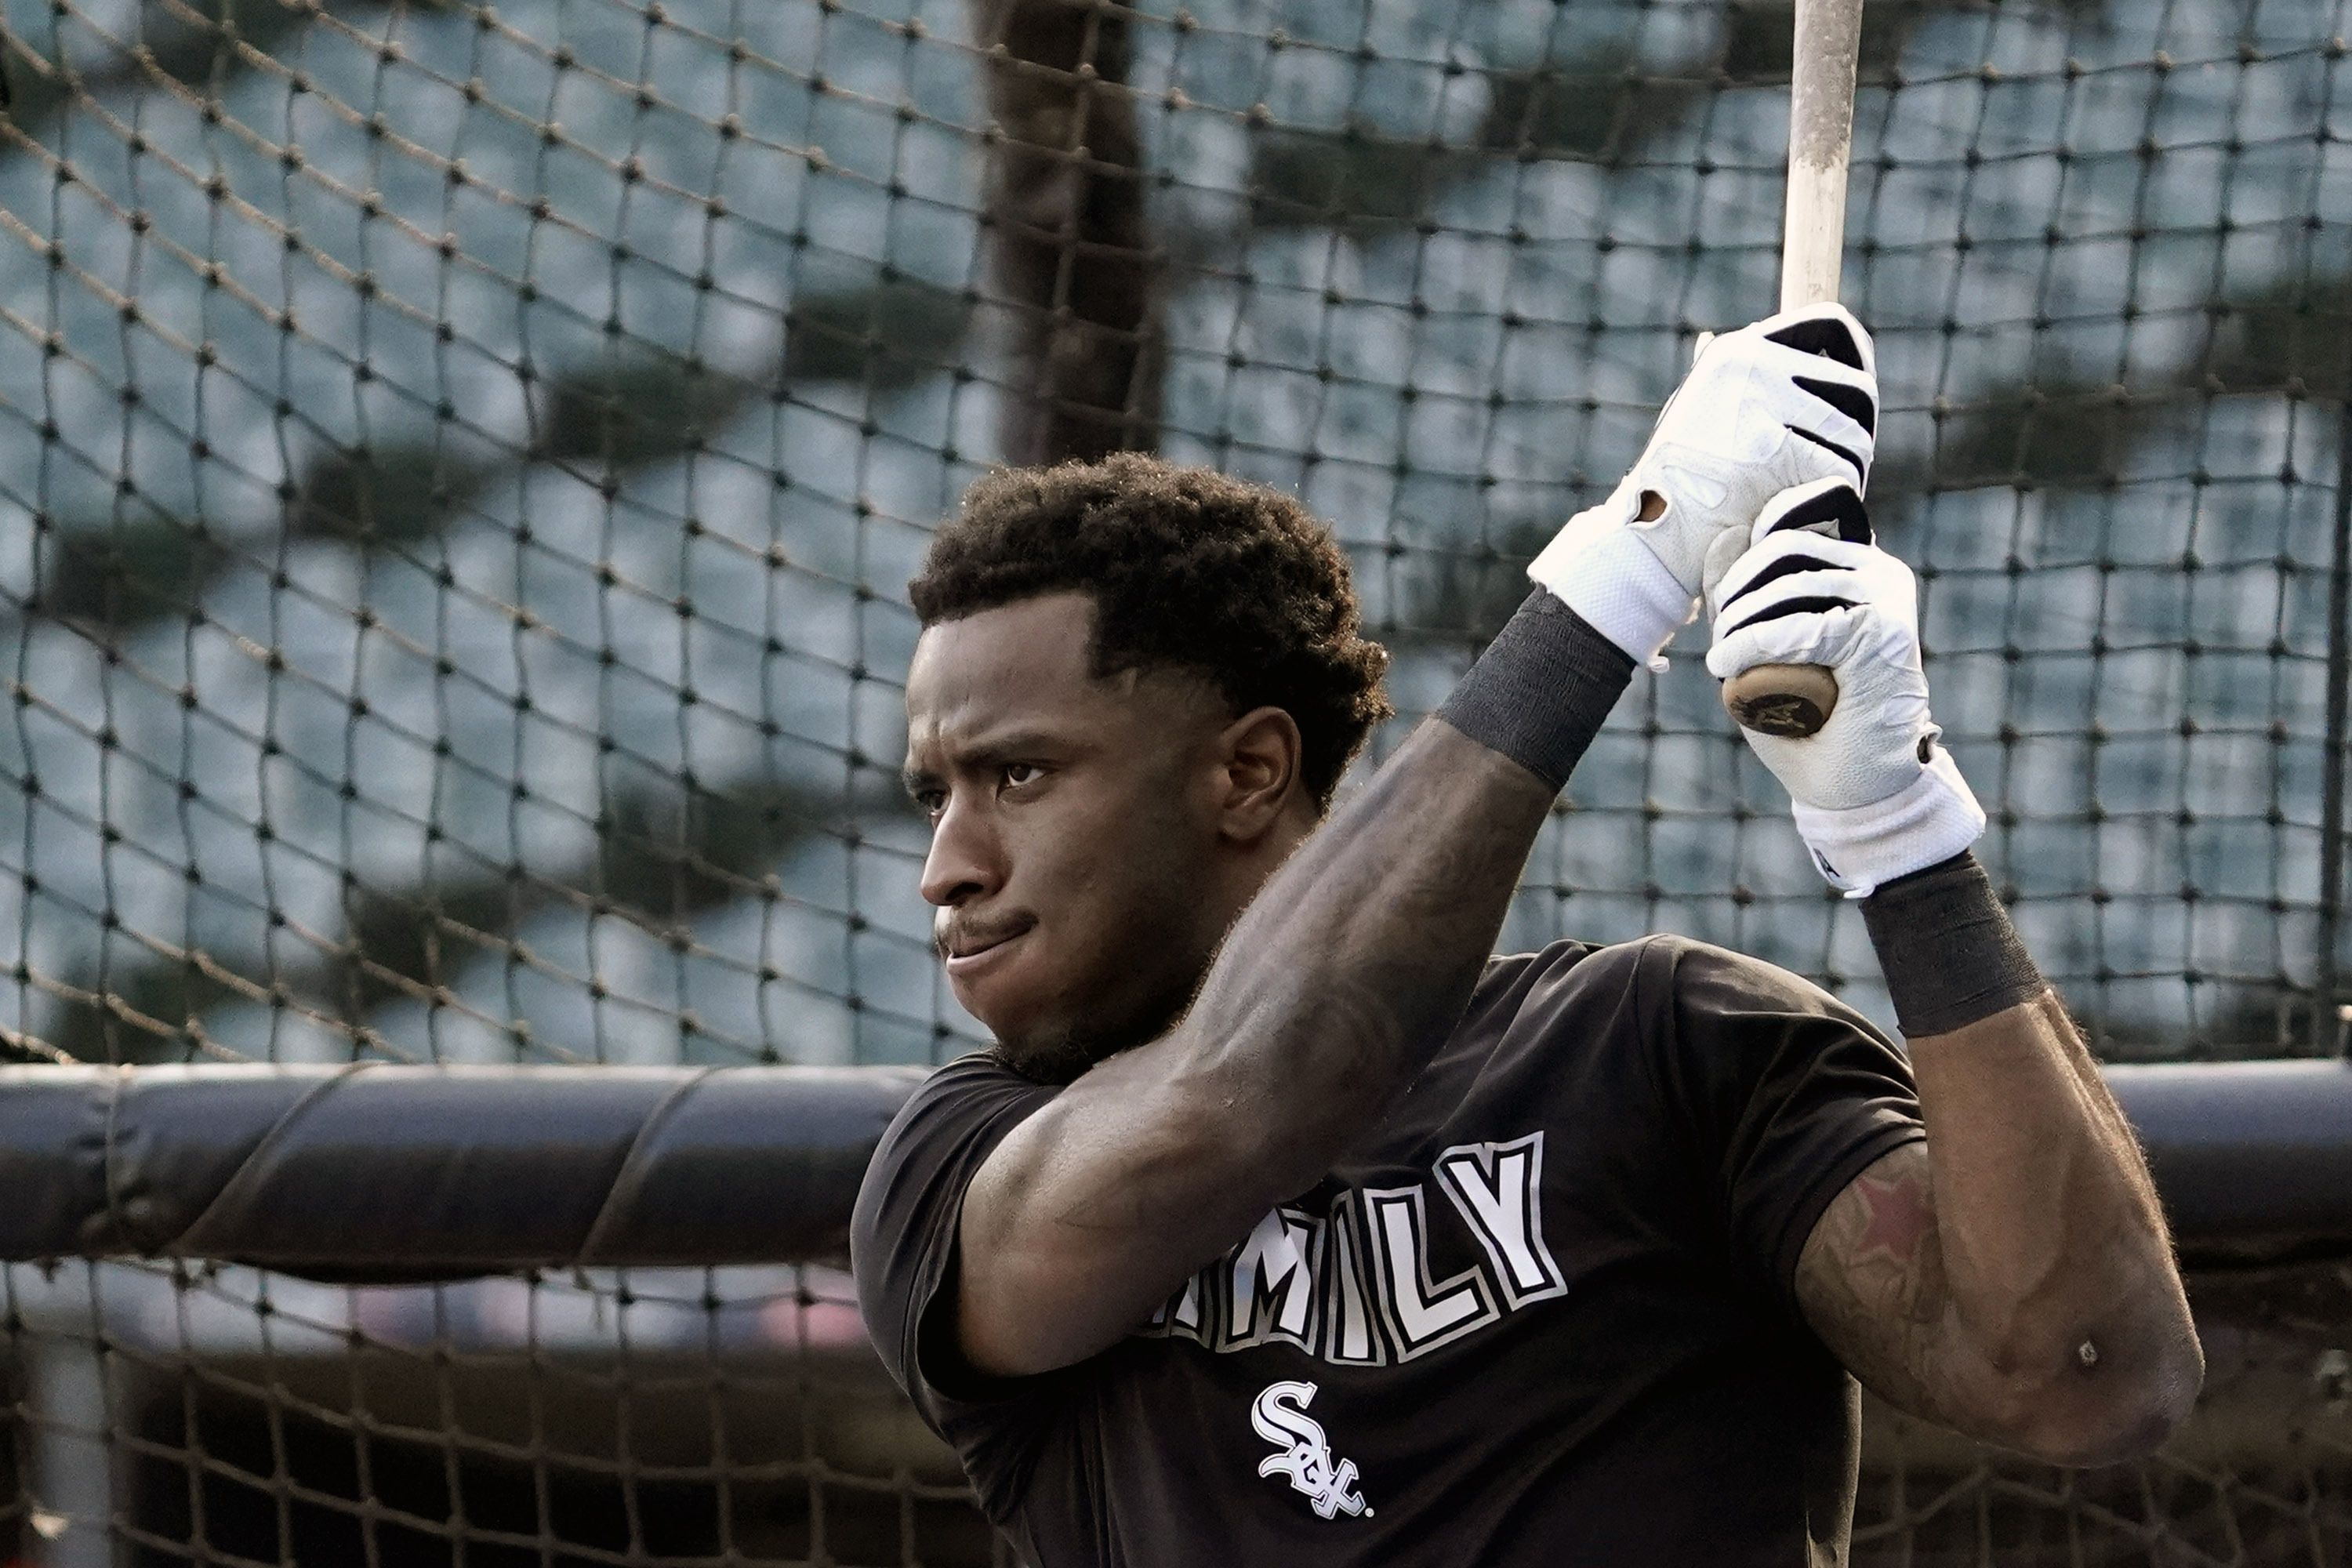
[919,793,1000,908]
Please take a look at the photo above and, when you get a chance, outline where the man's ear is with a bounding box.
[1215,705,1305,843]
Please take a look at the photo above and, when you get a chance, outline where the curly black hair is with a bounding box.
[909,454,1393,809]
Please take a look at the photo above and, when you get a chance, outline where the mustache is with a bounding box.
[935,912,1035,961]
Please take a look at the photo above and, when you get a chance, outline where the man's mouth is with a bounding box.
[939,918,1034,977]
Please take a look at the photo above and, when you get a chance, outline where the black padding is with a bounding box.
[586,1068,931,1264]
[1785,423,1867,481]
[1766,314,1867,368]
[0,1065,125,1254]
[2106,1060,2352,1265]
[1794,374,1876,434]
[0,1062,928,1279]
[2,1058,2350,1272]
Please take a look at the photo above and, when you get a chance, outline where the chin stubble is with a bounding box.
[989,967,1200,1087]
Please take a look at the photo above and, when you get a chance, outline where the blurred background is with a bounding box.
[0,0,2347,1072]
[0,0,2349,1559]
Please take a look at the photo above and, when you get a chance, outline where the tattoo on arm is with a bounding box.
[1795,1142,1959,1422]
[1795,1000,2203,1465]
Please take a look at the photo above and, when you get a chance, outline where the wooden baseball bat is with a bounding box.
[1719,0,1867,740]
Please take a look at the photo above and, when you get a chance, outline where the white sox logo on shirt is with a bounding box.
[1251,1380,1370,1519]
[1145,1131,1566,1367]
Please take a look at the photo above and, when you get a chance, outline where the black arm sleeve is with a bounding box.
[1859,851,2046,1037]
[1437,589,1635,791]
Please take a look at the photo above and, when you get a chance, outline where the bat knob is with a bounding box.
[1722,663,1839,738]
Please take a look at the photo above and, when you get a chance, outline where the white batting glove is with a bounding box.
[1704,478,1984,897]
[1529,303,1878,670]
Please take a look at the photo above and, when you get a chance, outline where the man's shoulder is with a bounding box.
[851,1049,1062,1348]
[1480,933,1858,1022]
[1457,935,1890,1091]
[855,1051,1057,1235]
[908,1046,1038,1098]
[872,1047,1058,1159]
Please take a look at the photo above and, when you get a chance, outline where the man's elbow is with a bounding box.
[1993,1329,2205,1468]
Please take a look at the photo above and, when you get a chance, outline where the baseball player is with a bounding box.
[853,304,2200,1565]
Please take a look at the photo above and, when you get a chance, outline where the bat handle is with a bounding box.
[1722,662,1839,739]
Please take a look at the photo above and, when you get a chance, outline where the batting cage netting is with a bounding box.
[0,0,2350,1558]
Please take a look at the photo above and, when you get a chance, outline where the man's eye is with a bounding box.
[913,789,946,815]
[1002,763,1043,789]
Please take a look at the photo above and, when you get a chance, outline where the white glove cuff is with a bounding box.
[1531,521,1693,673]
[1789,749,1987,898]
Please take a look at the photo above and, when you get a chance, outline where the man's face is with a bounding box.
[903,593,1236,1079]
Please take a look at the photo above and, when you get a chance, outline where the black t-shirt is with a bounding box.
[851,935,1924,1566]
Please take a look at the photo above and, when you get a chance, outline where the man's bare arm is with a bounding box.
[1710,500,2201,1465]
[1797,991,2201,1467]
[960,714,1560,1376]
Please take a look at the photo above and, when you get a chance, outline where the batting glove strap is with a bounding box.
[1860,851,2045,1038]
[1438,589,1635,793]
[1529,512,1694,671]
[1789,751,1987,898]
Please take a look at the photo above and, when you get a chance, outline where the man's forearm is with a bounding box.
[1141,594,1635,1191]
[1135,720,1559,1208]
[961,596,1631,1374]
[1865,858,2201,1461]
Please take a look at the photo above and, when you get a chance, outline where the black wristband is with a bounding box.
[1860,851,2047,1038]
[1436,589,1634,793]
